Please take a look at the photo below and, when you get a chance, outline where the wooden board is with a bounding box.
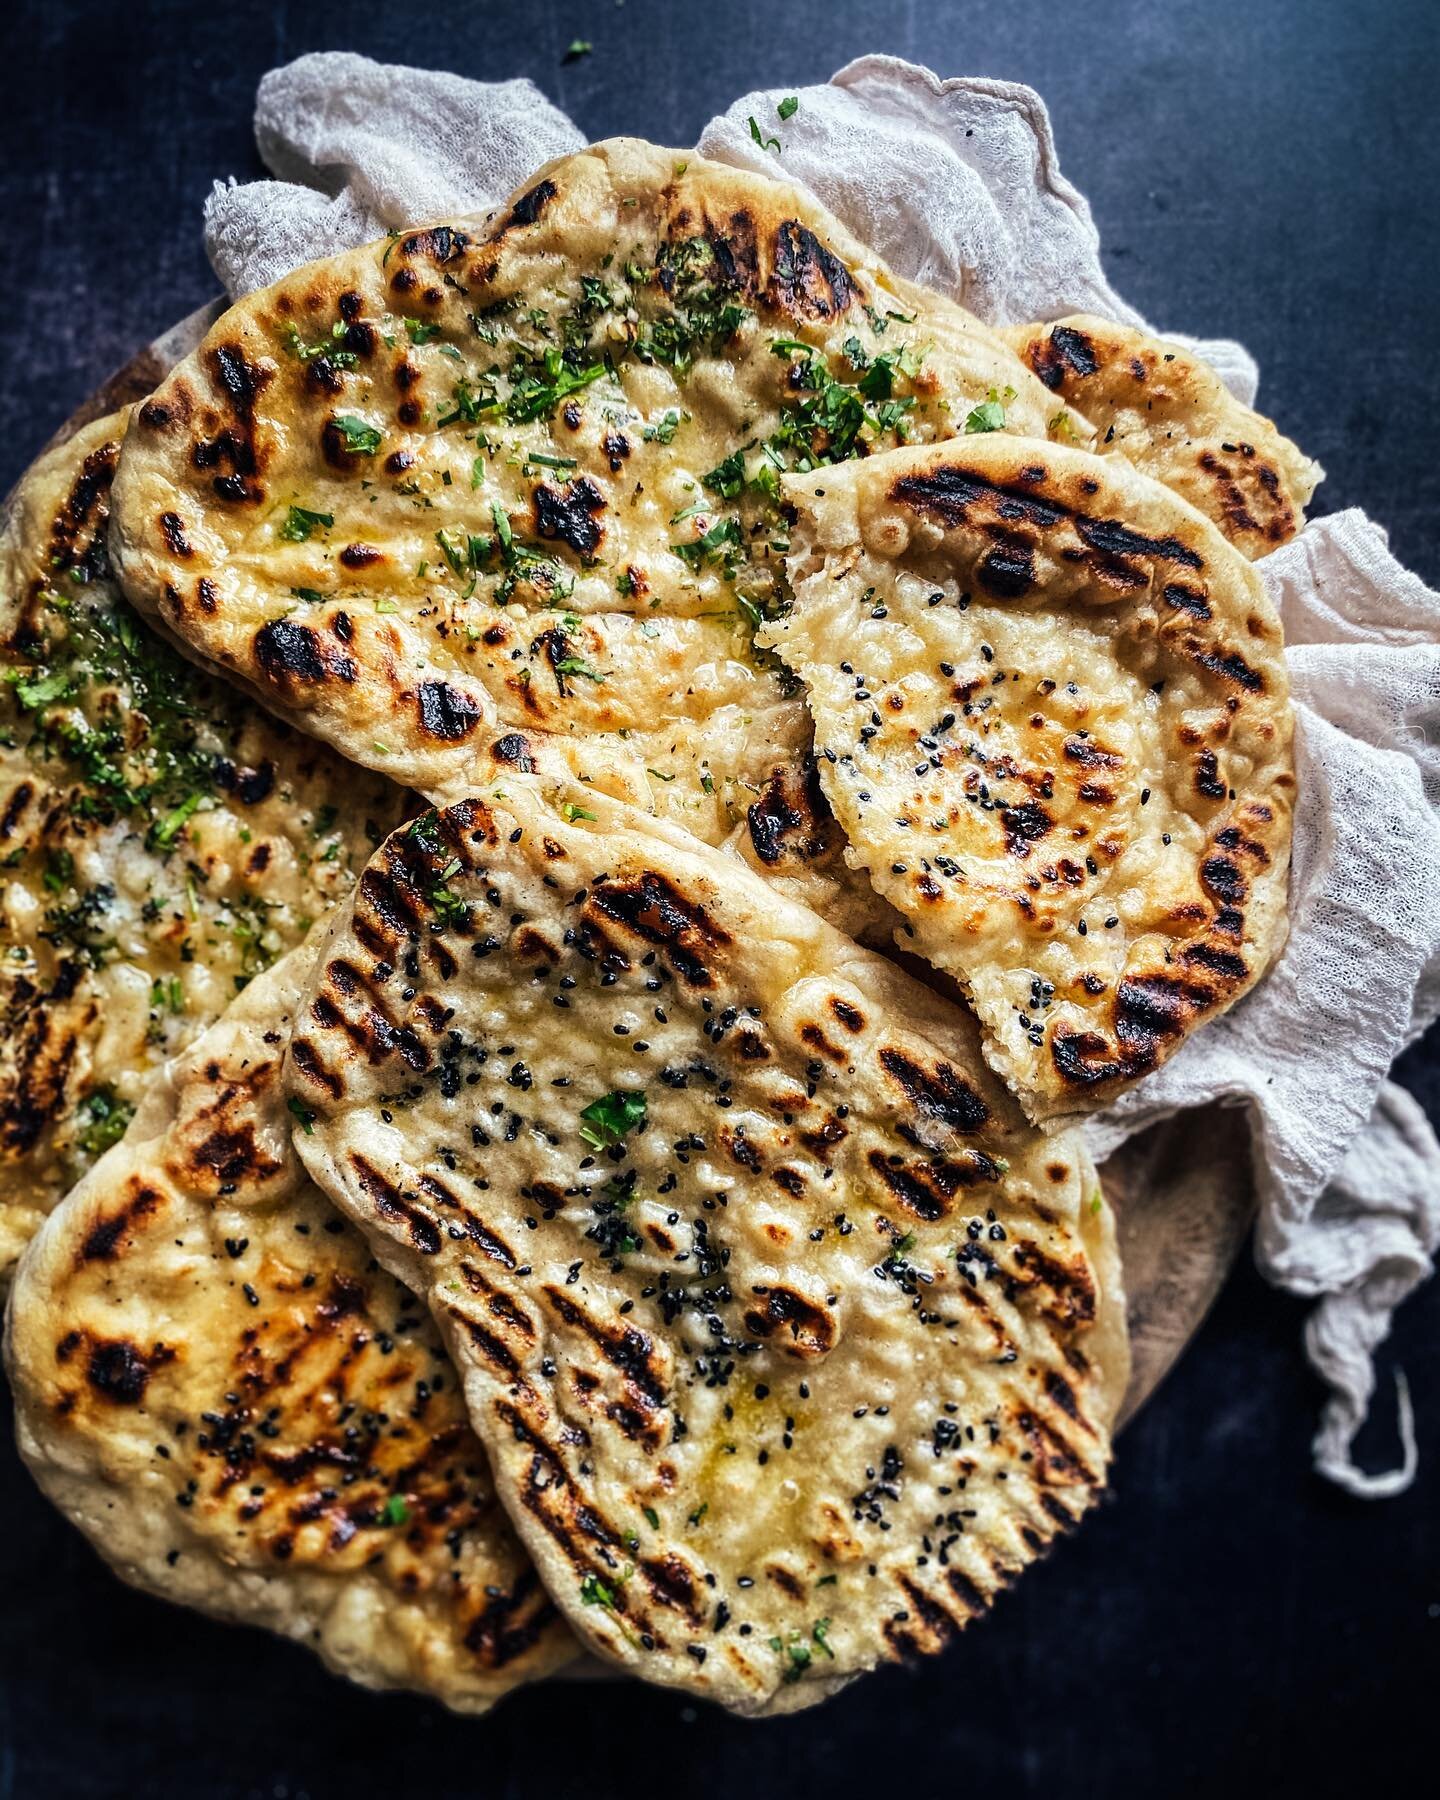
[39,301,1258,1430]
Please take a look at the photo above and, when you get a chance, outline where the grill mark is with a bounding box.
[349,1153,442,1254]
[897,1574,961,1648]
[457,1315,522,1379]
[533,477,606,555]
[158,512,192,558]
[977,542,1035,597]
[287,1035,342,1100]
[507,179,557,228]
[491,732,535,772]
[866,1150,993,1220]
[542,1287,667,1409]
[891,465,1204,571]
[877,1048,989,1133]
[78,1185,164,1263]
[253,620,357,686]
[1022,326,1103,395]
[586,871,730,988]
[1000,799,1051,855]
[0,782,35,839]
[417,679,482,740]
[745,759,833,867]
[1062,737,1123,770]
[742,1285,836,1357]
[86,1338,174,1404]
[1191,646,1265,692]
[766,220,855,319]
[462,1567,558,1668]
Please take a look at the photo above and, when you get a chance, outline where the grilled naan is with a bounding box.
[107,138,1079,928]
[0,415,404,1273]
[5,943,575,1710]
[1003,315,1320,559]
[285,788,1128,1716]
[762,437,1294,1123]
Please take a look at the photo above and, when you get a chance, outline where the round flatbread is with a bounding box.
[0,415,405,1273]
[107,138,1076,918]
[285,787,1128,1716]
[1003,315,1321,559]
[762,436,1295,1123]
[5,942,575,1710]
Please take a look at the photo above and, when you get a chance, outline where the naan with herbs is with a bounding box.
[285,787,1128,1716]
[763,436,1294,1123]
[107,138,1080,927]
[5,943,574,1710]
[1003,315,1321,560]
[0,415,404,1273]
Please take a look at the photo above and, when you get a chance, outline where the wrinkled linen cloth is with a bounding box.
[203,51,1440,1494]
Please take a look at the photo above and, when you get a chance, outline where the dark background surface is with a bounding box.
[1,2,1435,1795]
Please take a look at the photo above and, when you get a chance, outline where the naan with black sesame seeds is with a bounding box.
[284,786,1128,1716]
[106,139,1077,920]
[5,942,575,1710]
[762,436,1294,1124]
[0,415,405,1275]
[1003,315,1321,559]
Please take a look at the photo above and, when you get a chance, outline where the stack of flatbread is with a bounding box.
[0,140,1315,1715]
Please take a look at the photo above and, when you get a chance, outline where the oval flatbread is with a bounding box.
[5,943,575,1710]
[285,787,1128,1716]
[107,139,1073,900]
[1003,315,1321,559]
[762,436,1295,1123]
[0,415,405,1273]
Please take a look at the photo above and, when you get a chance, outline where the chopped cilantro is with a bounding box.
[965,386,1014,434]
[749,116,780,154]
[643,409,682,444]
[404,317,441,345]
[146,791,204,852]
[579,1574,615,1607]
[703,449,746,500]
[579,1089,647,1149]
[278,505,334,543]
[563,39,592,62]
[379,1495,410,1527]
[331,415,383,455]
[287,1096,316,1136]
[778,95,799,121]
[73,1088,134,1161]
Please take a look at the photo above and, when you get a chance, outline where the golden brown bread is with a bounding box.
[285,786,1128,1715]
[763,436,1294,1122]
[5,942,575,1709]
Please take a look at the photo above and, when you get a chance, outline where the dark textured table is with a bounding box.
[1,3,1435,1795]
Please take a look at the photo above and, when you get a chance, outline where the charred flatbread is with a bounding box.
[285,787,1128,1715]
[107,139,1077,922]
[0,415,404,1272]
[1003,315,1320,559]
[5,942,574,1709]
[762,436,1294,1122]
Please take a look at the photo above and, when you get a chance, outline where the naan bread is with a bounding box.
[285,788,1128,1716]
[0,415,404,1273]
[763,437,1294,1123]
[1003,315,1321,559]
[107,138,1074,913]
[5,944,574,1709]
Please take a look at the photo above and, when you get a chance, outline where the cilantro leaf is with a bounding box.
[579,1090,647,1149]
[749,116,780,155]
[331,415,383,455]
[278,505,334,543]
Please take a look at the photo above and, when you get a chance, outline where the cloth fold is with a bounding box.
[200,51,1440,1493]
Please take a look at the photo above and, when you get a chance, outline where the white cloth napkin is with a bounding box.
[202,51,1440,1495]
